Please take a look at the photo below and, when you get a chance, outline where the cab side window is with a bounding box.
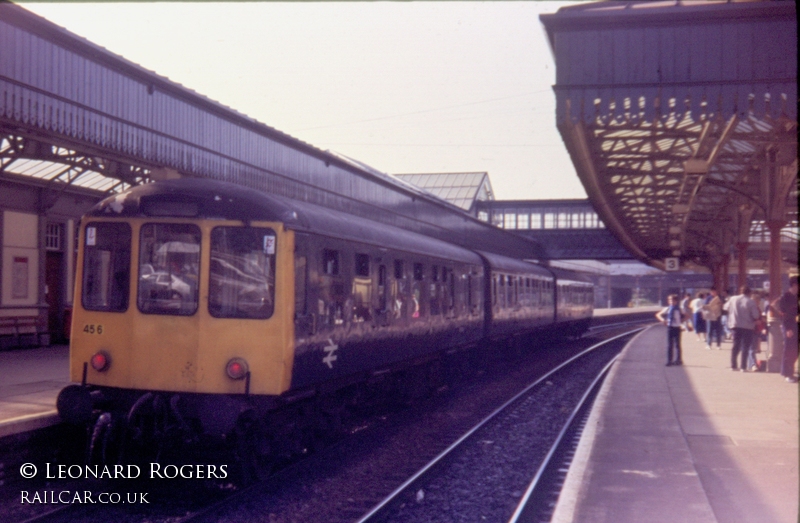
[82,222,131,312]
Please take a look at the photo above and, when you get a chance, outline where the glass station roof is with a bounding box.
[394,172,494,211]
[0,136,147,195]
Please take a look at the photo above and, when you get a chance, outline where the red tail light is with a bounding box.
[226,358,249,380]
[90,351,111,372]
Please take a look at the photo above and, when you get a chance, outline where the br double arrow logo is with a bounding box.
[322,338,338,369]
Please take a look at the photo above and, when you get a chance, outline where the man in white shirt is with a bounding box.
[656,294,686,366]
[725,286,761,371]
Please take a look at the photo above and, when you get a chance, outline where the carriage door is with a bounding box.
[45,223,64,343]
[293,233,312,336]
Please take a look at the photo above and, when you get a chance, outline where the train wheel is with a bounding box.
[396,365,436,403]
[120,393,190,465]
[231,410,272,485]
[315,396,348,445]
[87,412,118,465]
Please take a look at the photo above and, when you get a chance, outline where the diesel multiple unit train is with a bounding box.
[57,178,593,466]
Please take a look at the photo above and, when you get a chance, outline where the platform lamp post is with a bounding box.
[714,255,728,295]
[762,155,794,303]
[735,203,755,292]
[735,242,749,290]
[766,220,786,300]
[765,220,786,373]
[721,252,731,295]
[761,152,795,372]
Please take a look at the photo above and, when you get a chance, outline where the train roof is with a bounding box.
[548,266,593,285]
[477,251,553,279]
[87,178,482,265]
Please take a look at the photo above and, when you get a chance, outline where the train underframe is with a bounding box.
[56,325,581,482]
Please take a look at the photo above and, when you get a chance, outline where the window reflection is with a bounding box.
[209,227,276,319]
[82,222,131,312]
[138,223,200,316]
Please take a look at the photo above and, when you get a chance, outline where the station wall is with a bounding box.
[2,210,39,308]
[0,179,102,344]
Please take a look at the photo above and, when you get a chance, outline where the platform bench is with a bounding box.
[0,317,41,349]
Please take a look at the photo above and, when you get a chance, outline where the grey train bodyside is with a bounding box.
[281,196,593,395]
[81,178,593,400]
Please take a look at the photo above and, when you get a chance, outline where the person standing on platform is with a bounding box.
[725,286,761,372]
[721,290,733,340]
[748,291,767,371]
[691,292,706,342]
[703,287,724,350]
[771,276,799,383]
[680,293,692,332]
[657,294,685,366]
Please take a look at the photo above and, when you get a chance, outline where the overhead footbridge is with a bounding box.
[540,0,797,297]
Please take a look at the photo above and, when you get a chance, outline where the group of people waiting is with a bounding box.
[656,276,799,383]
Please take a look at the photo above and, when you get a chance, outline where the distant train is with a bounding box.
[57,178,592,466]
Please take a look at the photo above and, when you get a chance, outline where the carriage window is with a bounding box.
[323,249,339,276]
[446,268,455,310]
[295,256,307,316]
[209,227,276,319]
[378,265,387,310]
[355,253,370,277]
[138,223,200,316]
[394,260,404,280]
[82,222,131,312]
[413,263,424,281]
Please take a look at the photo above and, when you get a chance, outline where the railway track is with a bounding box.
[507,350,612,523]
[175,328,642,523]
[357,328,642,523]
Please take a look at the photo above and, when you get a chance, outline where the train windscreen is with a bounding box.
[209,227,276,319]
[137,223,201,316]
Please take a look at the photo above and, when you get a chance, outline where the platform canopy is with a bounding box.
[541,0,797,272]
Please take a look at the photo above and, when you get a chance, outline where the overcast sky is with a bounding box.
[20,1,586,200]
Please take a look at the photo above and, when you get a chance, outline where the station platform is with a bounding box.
[0,345,68,438]
[592,305,661,317]
[554,325,799,523]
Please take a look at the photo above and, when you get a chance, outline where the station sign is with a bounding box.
[665,257,680,271]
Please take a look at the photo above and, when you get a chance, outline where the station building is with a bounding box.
[0,166,106,346]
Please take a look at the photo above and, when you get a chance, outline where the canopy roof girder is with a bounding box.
[541,1,798,271]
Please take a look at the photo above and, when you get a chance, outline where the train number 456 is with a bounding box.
[83,324,103,335]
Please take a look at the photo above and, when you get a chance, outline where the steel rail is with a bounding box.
[355,327,644,523]
[588,319,655,332]
[506,346,621,523]
[16,506,69,523]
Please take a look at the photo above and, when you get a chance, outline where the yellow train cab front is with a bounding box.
[70,218,296,397]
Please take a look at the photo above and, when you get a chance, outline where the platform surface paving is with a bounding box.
[554,325,799,523]
[0,345,68,438]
